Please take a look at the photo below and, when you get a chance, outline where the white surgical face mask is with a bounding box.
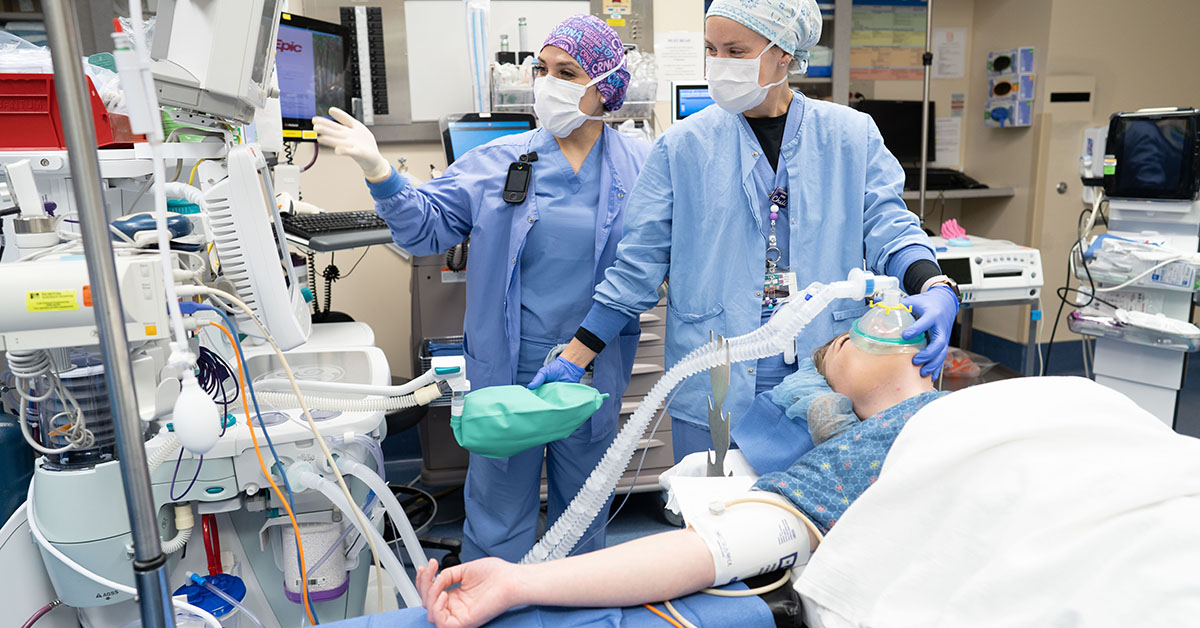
[705,9,803,114]
[533,63,622,138]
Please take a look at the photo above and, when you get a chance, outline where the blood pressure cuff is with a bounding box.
[452,383,608,459]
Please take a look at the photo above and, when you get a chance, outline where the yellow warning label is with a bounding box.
[301,130,317,140]
[282,130,303,138]
[606,18,627,26]
[26,290,78,313]
[144,325,159,337]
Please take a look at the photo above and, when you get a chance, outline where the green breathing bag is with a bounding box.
[452,382,609,459]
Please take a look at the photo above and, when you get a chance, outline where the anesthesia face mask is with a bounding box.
[849,288,927,355]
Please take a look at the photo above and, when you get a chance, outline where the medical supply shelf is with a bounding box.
[901,187,1015,201]
[1067,311,1200,353]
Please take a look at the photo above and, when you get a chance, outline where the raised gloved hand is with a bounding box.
[901,284,959,379]
[311,107,391,182]
[526,356,585,390]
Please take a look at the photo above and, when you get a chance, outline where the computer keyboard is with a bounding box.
[903,167,988,191]
[281,210,389,239]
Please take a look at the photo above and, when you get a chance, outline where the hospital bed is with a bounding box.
[321,579,790,628]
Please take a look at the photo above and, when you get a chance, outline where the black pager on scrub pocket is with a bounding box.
[503,152,538,204]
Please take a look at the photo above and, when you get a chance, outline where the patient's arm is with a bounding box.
[416,529,715,628]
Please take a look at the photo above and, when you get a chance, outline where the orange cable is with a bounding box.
[643,604,685,628]
[208,322,317,625]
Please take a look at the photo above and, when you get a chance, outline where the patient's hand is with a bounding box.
[418,557,520,628]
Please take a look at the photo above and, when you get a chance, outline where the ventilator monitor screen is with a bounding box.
[1104,110,1200,201]
[440,113,538,165]
[854,100,936,164]
[277,13,350,140]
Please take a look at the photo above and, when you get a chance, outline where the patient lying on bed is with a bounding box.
[415,335,1200,628]
[413,331,937,628]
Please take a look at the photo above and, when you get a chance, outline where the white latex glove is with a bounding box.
[312,107,392,182]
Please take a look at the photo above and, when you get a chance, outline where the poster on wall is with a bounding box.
[849,0,927,81]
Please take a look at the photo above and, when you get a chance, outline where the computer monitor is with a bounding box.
[672,81,715,122]
[1104,108,1200,201]
[439,113,537,165]
[276,12,352,141]
[853,100,936,164]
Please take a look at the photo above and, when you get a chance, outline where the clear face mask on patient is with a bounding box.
[849,289,928,355]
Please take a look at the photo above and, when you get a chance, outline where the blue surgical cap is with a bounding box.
[706,0,823,70]
[771,358,858,444]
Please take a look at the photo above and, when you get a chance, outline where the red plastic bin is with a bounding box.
[0,73,140,150]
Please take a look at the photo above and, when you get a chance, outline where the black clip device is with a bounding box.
[503,152,538,204]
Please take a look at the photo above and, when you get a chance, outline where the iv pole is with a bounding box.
[40,2,174,627]
[918,0,933,224]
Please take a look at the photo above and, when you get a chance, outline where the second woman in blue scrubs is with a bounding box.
[313,15,649,561]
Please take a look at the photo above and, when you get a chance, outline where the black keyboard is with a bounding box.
[903,167,988,191]
[281,211,389,239]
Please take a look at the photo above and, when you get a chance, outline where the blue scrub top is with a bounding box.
[367,126,650,441]
[517,132,603,374]
[581,92,937,428]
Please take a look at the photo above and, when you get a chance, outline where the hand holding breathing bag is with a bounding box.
[452,383,609,458]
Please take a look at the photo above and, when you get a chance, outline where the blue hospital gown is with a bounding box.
[753,391,948,532]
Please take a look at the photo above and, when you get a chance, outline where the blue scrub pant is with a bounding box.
[462,405,618,562]
[671,355,797,463]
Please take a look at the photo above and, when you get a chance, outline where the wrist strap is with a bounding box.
[574,327,606,353]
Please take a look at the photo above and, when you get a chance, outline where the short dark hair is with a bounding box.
[810,334,839,379]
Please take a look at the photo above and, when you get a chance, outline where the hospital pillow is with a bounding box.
[453,383,608,458]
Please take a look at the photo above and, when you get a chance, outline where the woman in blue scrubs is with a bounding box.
[532,0,961,462]
[313,15,649,561]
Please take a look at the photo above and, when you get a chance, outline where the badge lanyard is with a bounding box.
[763,186,797,310]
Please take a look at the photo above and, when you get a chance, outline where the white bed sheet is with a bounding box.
[796,376,1200,628]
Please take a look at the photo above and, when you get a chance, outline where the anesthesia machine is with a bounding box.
[0,2,468,626]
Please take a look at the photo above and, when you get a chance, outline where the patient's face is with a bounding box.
[813,332,918,399]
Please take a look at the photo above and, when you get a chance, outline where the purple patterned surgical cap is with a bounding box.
[542,14,629,111]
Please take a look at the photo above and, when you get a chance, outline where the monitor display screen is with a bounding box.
[939,256,973,287]
[1106,113,1198,201]
[853,100,936,164]
[442,117,536,164]
[677,86,715,119]
[276,13,350,139]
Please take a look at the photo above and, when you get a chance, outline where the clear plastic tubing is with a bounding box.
[308,436,388,574]
[521,270,895,564]
[338,459,429,567]
[185,571,267,628]
[296,470,422,607]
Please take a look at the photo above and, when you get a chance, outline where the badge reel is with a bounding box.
[763,187,798,310]
[503,152,539,204]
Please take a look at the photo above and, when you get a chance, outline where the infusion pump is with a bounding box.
[931,236,1044,304]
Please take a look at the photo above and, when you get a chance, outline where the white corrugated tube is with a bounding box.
[521,269,895,564]
[254,384,442,413]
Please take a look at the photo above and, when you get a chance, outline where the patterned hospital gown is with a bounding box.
[753,391,948,533]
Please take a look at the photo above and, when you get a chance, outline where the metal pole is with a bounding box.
[40,2,174,627]
[918,0,934,224]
